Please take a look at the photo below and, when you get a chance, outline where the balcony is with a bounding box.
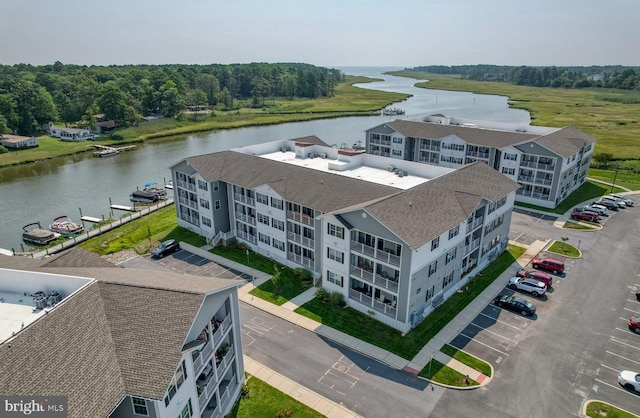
[236,230,257,244]
[349,288,373,306]
[419,157,440,164]
[350,265,374,283]
[287,253,314,269]
[234,193,255,206]
[178,196,198,209]
[464,238,480,255]
[351,241,400,267]
[534,177,553,186]
[467,216,483,231]
[177,179,196,192]
[372,298,397,318]
[466,150,490,159]
[235,212,256,225]
[520,160,555,171]
[351,241,375,257]
[179,213,200,227]
[517,175,534,183]
[287,231,314,248]
[516,189,551,201]
[216,346,235,380]
[286,210,314,227]
[197,364,219,412]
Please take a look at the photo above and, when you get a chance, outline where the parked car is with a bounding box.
[516,270,553,287]
[532,257,565,274]
[494,294,537,316]
[629,316,640,334]
[618,370,640,392]
[596,199,619,211]
[151,239,180,258]
[637,289,640,301]
[601,196,626,208]
[508,277,547,296]
[586,204,608,216]
[610,194,634,207]
[570,209,599,222]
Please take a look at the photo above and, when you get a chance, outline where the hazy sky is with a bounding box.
[2,0,638,67]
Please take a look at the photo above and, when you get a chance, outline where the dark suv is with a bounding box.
[151,239,180,258]
[532,257,564,274]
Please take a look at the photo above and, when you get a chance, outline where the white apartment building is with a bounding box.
[0,248,245,418]
[365,115,597,208]
[171,136,519,332]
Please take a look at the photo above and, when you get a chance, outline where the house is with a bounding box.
[95,119,118,134]
[0,134,38,149]
[49,123,93,141]
[0,248,245,418]
[364,115,597,208]
[170,136,518,332]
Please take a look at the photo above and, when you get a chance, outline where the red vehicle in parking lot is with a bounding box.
[629,316,640,334]
[532,257,565,274]
[516,269,553,287]
[570,209,599,222]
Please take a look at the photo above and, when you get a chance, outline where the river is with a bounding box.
[0,67,530,251]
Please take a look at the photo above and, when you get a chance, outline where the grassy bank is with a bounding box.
[387,71,640,160]
[0,75,409,168]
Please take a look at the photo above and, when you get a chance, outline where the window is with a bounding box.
[425,286,434,302]
[431,237,439,251]
[202,217,211,227]
[328,223,344,239]
[197,179,208,191]
[445,248,457,264]
[441,143,464,151]
[393,137,403,144]
[503,153,517,161]
[440,155,464,164]
[272,238,285,251]
[200,199,210,210]
[327,270,344,287]
[392,149,402,156]
[214,200,221,210]
[259,233,270,245]
[428,261,437,277]
[256,192,268,205]
[271,218,285,231]
[448,225,459,240]
[443,272,454,288]
[163,361,188,407]
[131,397,148,416]
[271,197,283,210]
[257,213,269,225]
[213,181,219,191]
[501,167,515,175]
[327,248,344,263]
[178,399,192,418]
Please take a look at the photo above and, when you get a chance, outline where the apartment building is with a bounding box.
[171,136,518,332]
[365,114,597,208]
[0,248,244,418]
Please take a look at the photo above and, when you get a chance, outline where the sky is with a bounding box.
[1,0,639,68]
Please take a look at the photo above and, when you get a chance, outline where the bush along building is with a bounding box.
[365,114,597,209]
[0,248,245,418]
[170,136,519,332]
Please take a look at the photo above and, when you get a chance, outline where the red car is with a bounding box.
[532,257,565,274]
[629,316,640,334]
[516,270,553,287]
[570,209,599,222]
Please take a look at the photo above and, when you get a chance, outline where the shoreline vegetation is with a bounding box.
[0,75,409,168]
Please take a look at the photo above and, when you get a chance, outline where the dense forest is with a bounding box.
[408,65,640,90]
[0,62,344,136]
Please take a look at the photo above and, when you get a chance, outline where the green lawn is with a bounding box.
[589,168,640,191]
[586,401,638,418]
[295,245,526,360]
[514,180,623,214]
[418,359,479,387]
[440,344,492,377]
[547,241,580,258]
[563,220,597,231]
[226,375,325,418]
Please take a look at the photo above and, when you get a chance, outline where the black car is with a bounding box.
[494,294,536,316]
[151,239,180,258]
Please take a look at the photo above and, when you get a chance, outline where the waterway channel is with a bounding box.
[0,67,530,251]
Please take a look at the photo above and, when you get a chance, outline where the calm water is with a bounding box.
[0,67,529,251]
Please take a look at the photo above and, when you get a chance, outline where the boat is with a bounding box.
[382,107,405,116]
[94,148,119,157]
[49,215,84,236]
[130,182,167,203]
[22,222,60,246]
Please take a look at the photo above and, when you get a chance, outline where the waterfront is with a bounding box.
[0,67,530,251]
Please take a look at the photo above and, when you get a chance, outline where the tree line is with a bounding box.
[408,65,640,90]
[0,62,344,136]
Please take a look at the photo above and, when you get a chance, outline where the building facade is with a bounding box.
[0,249,245,418]
[365,115,597,208]
[171,137,519,332]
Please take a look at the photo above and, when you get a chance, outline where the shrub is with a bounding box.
[294,267,313,283]
[328,291,344,306]
[314,288,329,302]
[0,145,7,154]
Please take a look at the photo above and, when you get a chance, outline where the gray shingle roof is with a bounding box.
[0,251,241,418]
[533,126,597,157]
[363,162,519,249]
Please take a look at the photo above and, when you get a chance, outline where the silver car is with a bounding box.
[610,194,634,207]
[508,277,547,296]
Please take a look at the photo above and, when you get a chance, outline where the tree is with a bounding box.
[97,81,128,124]
[5,80,57,135]
[271,264,282,293]
[159,80,184,117]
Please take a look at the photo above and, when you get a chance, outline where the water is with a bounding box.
[0,67,530,251]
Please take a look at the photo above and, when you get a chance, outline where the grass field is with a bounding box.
[440,344,492,377]
[418,359,479,386]
[585,401,638,418]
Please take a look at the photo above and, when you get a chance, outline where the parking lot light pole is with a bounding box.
[610,164,620,193]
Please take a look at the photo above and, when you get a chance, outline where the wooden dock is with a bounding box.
[110,204,135,212]
[80,216,103,223]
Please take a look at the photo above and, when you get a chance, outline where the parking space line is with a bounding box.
[615,327,633,334]
[606,350,640,366]
[594,378,638,398]
[468,322,519,343]
[623,307,640,315]
[458,333,510,356]
[610,337,640,351]
[479,312,525,331]
[600,363,620,373]
[626,299,640,304]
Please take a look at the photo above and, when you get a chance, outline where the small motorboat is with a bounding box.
[130,182,167,203]
[22,222,59,245]
[49,215,84,236]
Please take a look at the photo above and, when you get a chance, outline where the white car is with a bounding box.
[610,194,634,207]
[618,370,640,391]
[587,204,608,216]
[508,277,547,296]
